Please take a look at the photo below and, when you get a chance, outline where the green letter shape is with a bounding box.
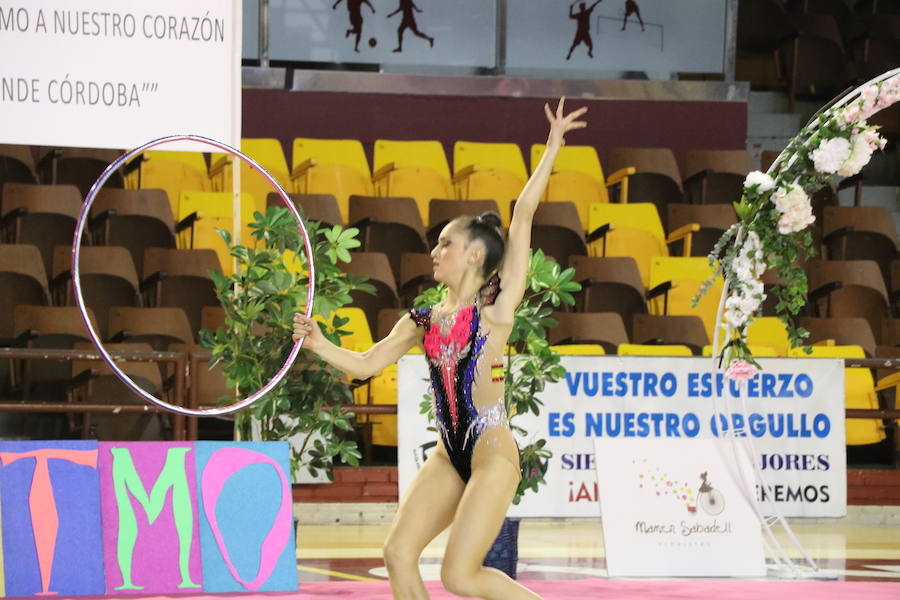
[110,447,199,590]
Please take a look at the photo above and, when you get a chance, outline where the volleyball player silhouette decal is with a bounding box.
[566,0,602,60]
[621,0,645,31]
[388,0,435,52]
[332,0,375,53]
[565,0,648,60]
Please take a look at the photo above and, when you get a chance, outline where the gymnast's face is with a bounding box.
[431,222,483,286]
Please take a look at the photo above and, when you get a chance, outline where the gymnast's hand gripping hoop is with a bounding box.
[71,134,315,417]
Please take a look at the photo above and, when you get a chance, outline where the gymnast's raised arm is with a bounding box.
[488,98,587,323]
[292,312,420,380]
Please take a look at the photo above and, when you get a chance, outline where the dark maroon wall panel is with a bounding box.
[242,89,747,176]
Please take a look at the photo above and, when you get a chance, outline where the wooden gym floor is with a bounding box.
[294,519,900,583]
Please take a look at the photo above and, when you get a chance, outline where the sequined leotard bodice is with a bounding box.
[409,289,509,482]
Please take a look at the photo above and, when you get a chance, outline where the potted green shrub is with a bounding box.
[414,248,580,576]
[199,205,373,481]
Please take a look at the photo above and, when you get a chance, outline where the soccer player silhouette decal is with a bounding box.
[388,0,435,52]
[332,0,375,53]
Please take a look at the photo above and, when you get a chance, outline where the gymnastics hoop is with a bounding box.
[71,134,316,417]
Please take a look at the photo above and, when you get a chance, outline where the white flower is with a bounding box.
[744,278,765,300]
[777,206,815,235]
[744,171,775,193]
[724,297,747,329]
[810,137,851,174]
[741,231,761,256]
[732,257,754,282]
[837,128,881,177]
[770,183,814,234]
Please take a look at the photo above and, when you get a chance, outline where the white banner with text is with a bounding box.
[596,438,766,577]
[0,0,240,150]
[398,356,847,518]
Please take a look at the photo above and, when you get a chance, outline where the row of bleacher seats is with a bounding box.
[4,236,898,361]
[1,170,893,282]
[0,140,775,227]
[0,243,219,343]
[2,179,898,352]
[2,140,894,280]
[738,1,900,112]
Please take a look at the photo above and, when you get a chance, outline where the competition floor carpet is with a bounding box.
[98,579,900,599]
[93,518,900,599]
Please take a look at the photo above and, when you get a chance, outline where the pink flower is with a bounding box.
[725,359,758,383]
[861,84,878,103]
[839,104,862,126]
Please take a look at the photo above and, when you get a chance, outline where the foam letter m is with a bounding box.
[101,444,202,594]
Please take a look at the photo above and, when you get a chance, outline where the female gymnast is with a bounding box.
[293,98,587,599]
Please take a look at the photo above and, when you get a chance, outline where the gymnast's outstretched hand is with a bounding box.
[292,313,324,350]
[544,97,588,149]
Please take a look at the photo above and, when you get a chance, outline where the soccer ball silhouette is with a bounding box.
[368,37,377,47]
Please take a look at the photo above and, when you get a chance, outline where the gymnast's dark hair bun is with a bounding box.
[464,211,505,277]
[474,211,503,230]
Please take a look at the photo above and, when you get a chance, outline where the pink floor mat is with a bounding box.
[291,578,898,599]
[94,578,898,600]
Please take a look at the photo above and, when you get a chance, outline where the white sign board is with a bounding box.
[0,0,241,150]
[398,356,847,518]
[595,438,766,577]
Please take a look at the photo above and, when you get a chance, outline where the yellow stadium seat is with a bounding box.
[588,203,699,288]
[710,317,793,357]
[329,307,399,447]
[648,257,724,342]
[177,191,256,276]
[453,141,528,226]
[373,140,453,225]
[788,344,885,445]
[702,345,779,357]
[366,364,398,446]
[746,317,792,357]
[124,150,211,217]
[531,144,635,228]
[280,248,309,279]
[331,307,374,352]
[550,344,606,355]
[787,344,860,359]
[209,139,291,218]
[290,138,373,223]
[617,343,693,356]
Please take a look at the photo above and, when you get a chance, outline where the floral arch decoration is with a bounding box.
[695,68,900,381]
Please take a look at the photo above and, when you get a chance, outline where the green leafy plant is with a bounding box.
[198,206,374,480]
[415,249,580,503]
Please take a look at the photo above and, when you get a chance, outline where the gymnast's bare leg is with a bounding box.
[441,436,542,599]
[383,448,464,599]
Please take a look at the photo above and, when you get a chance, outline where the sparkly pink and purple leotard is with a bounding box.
[409,279,508,482]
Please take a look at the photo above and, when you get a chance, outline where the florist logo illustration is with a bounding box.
[635,459,726,516]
